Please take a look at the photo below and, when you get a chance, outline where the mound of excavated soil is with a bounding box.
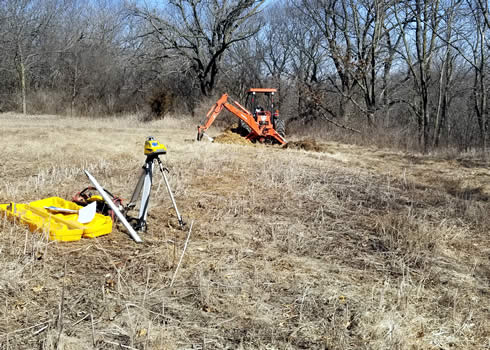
[213,129,251,145]
[283,138,326,152]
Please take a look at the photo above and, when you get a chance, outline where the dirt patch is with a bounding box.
[283,138,327,152]
[213,129,251,145]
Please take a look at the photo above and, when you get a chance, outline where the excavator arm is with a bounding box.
[197,94,258,141]
[197,93,286,145]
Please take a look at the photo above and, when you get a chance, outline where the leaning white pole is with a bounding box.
[84,170,143,243]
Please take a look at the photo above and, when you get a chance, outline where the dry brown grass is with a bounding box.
[0,113,489,349]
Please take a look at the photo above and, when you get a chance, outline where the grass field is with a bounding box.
[0,112,489,349]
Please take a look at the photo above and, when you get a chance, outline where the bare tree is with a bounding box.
[222,38,264,99]
[257,3,296,107]
[0,0,62,115]
[476,0,490,30]
[394,0,443,152]
[61,0,129,115]
[288,14,328,122]
[293,0,356,120]
[128,0,265,96]
[291,0,390,124]
[467,0,489,151]
[426,0,488,151]
[432,0,461,147]
[343,0,391,126]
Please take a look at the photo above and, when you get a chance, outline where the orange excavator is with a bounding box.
[197,88,287,145]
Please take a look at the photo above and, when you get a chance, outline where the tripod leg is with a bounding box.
[127,167,146,209]
[138,162,153,223]
[157,159,185,228]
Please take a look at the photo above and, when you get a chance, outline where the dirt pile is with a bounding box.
[213,129,251,145]
[283,138,327,152]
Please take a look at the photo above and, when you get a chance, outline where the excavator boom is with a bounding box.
[197,93,286,145]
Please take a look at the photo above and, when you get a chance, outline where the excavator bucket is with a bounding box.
[197,128,213,142]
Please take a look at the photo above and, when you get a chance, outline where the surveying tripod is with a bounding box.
[125,137,185,232]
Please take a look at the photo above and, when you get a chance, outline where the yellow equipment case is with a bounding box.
[0,197,112,242]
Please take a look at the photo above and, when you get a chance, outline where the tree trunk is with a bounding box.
[433,57,447,148]
[417,104,423,147]
[18,60,27,115]
[475,77,487,153]
[70,61,79,117]
[422,91,429,153]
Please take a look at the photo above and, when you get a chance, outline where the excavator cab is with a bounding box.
[243,88,284,135]
[245,88,276,122]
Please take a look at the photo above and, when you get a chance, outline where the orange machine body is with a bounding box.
[197,89,286,145]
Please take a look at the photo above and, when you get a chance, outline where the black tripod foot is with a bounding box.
[178,219,186,229]
[126,216,147,232]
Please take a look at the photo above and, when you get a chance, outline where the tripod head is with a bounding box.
[144,136,167,157]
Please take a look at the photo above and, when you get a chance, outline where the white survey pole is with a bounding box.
[84,170,143,243]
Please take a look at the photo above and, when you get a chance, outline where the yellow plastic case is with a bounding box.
[0,197,112,242]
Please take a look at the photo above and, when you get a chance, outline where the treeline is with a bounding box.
[0,0,488,152]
